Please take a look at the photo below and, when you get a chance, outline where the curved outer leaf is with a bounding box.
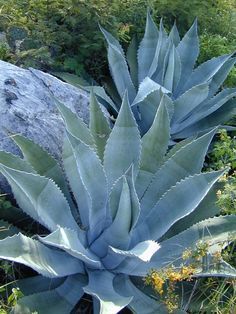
[139,129,217,219]
[172,98,236,139]
[134,170,224,242]
[163,45,181,92]
[175,19,199,96]
[66,132,108,243]
[39,227,102,269]
[0,233,83,278]
[89,91,111,162]
[175,88,236,132]
[0,165,78,232]
[135,96,170,197]
[0,219,19,239]
[104,93,141,187]
[83,271,132,314]
[127,36,139,88]
[108,43,136,103]
[100,25,125,58]
[55,99,94,147]
[138,10,159,83]
[193,260,236,278]
[116,215,236,276]
[182,54,232,94]
[171,82,210,126]
[169,22,180,47]
[13,274,87,314]
[114,275,168,313]
[0,150,35,173]
[12,134,77,217]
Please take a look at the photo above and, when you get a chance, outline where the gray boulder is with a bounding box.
[0,60,90,192]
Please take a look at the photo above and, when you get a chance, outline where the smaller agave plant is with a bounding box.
[0,93,235,314]
[67,10,236,141]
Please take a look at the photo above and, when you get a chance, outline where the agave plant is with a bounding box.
[0,93,235,314]
[59,10,236,141]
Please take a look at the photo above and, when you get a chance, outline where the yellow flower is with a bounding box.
[151,272,165,295]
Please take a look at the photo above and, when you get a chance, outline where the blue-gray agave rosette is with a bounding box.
[0,93,235,314]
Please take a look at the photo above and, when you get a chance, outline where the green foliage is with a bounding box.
[0,94,234,313]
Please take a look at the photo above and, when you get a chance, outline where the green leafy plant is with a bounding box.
[71,11,236,142]
[0,93,235,313]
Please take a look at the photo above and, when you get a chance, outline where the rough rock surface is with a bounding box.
[0,60,90,192]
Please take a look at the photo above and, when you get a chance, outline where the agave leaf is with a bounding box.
[55,100,94,146]
[13,274,87,314]
[0,150,35,173]
[0,165,78,231]
[89,91,111,161]
[175,19,199,95]
[193,260,236,278]
[172,98,236,139]
[0,233,83,278]
[182,54,232,94]
[135,170,224,242]
[140,96,170,173]
[104,93,141,187]
[12,134,76,214]
[107,43,136,103]
[208,57,236,97]
[0,219,19,239]
[100,26,125,58]
[163,184,220,240]
[114,275,168,313]
[169,22,180,46]
[39,227,102,269]
[164,136,196,161]
[66,132,108,243]
[83,271,132,314]
[127,36,139,88]
[139,129,216,219]
[163,45,181,92]
[52,71,90,87]
[132,77,170,106]
[171,82,210,126]
[138,10,159,83]
[118,215,236,276]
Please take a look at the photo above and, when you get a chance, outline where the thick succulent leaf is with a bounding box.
[138,10,159,83]
[114,275,168,313]
[117,215,236,276]
[13,274,87,314]
[132,77,170,106]
[0,150,34,173]
[178,88,236,130]
[0,233,83,278]
[163,45,181,92]
[140,96,170,173]
[100,26,125,57]
[39,226,102,269]
[208,57,236,97]
[169,22,180,46]
[171,82,210,127]
[162,184,220,240]
[127,36,139,88]
[134,170,224,242]
[67,132,108,242]
[193,259,236,279]
[104,93,141,187]
[182,54,232,93]
[83,271,132,314]
[148,20,169,81]
[139,129,216,219]
[83,85,118,112]
[172,98,236,139]
[164,136,196,161]
[12,134,76,214]
[11,276,65,296]
[107,43,136,103]
[55,100,94,146]
[175,19,199,95]
[0,219,19,239]
[89,91,111,161]
[0,165,78,231]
